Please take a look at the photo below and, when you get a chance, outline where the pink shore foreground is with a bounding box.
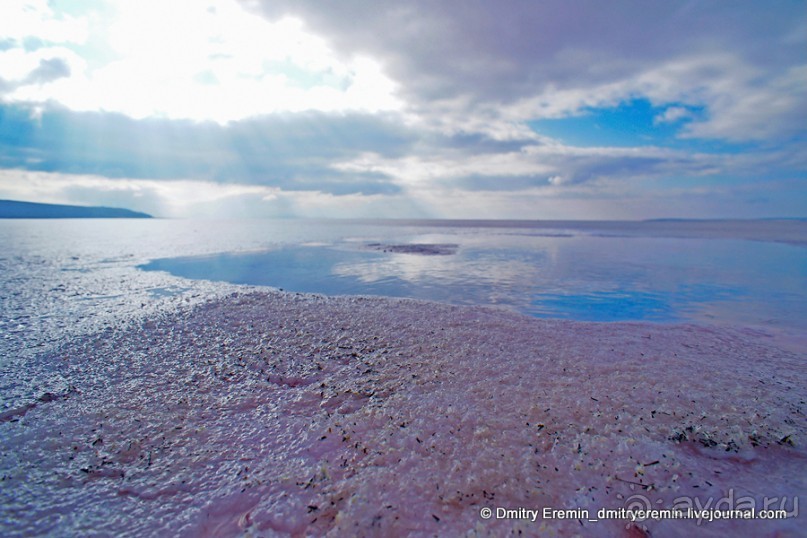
[1,291,804,537]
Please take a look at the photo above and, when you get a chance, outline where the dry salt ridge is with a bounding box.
[0,290,804,537]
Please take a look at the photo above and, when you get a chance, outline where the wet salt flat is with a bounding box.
[1,218,805,537]
[2,292,804,537]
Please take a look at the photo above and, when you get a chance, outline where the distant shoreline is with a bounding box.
[2,210,804,245]
[0,199,152,219]
[308,217,807,246]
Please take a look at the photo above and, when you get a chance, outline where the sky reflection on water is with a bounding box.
[139,233,806,329]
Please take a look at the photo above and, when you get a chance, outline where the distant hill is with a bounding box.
[0,199,153,219]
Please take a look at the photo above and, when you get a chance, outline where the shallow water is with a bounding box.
[136,220,807,329]
[3,219,805,359]
[1,218,805,537]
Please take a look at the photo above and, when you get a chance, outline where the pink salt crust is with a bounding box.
[1,291,804,537]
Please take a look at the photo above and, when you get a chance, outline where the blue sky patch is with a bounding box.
[528,99,750,153]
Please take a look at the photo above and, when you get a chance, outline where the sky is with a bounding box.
[0,0,805,219]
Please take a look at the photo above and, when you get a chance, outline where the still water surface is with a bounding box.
[134,219,807,328]
[2,218,805,371]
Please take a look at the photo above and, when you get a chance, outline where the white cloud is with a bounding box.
[0,0,87,43]
[0,169,278,217]
[680,65,807,141]
[0,46,84,84]
[332,141,744,190]
[332,149,556,184]
[0,161,800,221]
[0,0,402,121]
[0,169,424,218]
[492,52,807,143]
[654,107,691,125]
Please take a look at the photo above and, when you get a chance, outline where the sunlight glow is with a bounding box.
[0,0,88,43]
[0,0,402,122]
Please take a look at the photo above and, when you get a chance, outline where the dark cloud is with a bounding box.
[442,152,722,191]
[248,0,806,105]
[0,57,71,97]
[0,103,416,195]
[245,0,807,152]
[453,174,551,192]
[432,131,533,153]
[24,58,71,85]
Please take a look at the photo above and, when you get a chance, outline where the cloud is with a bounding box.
[24,57,70,84]
[332,138,801,194]
[0,0,402,121]
[250,1,806,143]
[0,103,415,195]
[0,1,88,44]
[0,168,277,217]
[0,1,804,219]
[653,107,691,125]
[0,168,434,218]
[678,64,807,141]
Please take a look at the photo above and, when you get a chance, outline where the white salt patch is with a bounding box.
[0,291,803,537]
